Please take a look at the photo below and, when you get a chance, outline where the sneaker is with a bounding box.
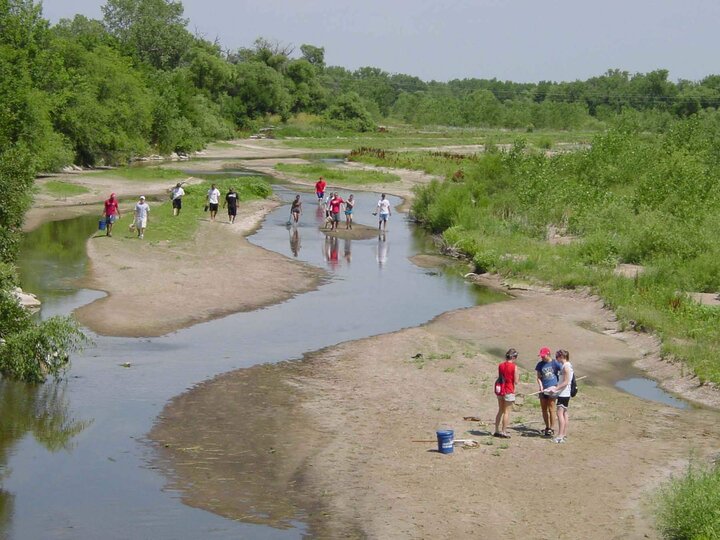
[553,437,565,444]
[139,234,144,239]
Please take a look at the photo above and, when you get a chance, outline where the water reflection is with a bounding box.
[288,226,301,257]
[0,380,91,533]
[375,233,389,267]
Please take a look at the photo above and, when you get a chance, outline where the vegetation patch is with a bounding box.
[43,181,91,197]
[116,177,271,244]
[654,463,720,539]
[275,163,400,185]
[88,167,186,182]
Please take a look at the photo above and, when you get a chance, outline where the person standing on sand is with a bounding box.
[315,177,326,203]
[133,195,150,239]
[102,193,121,237]
[207,183,221,222]
[344,194,355,229]
[290,194,302,224]
[328,192,344,231]
[544,349,573,444]
[170,183,185,216]
[376,193,391,231]
[536,346,562,437]
[494,348,520,438]
[224,187,239,224]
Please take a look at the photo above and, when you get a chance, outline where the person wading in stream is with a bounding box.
[328,192,344,231]
[315,177,327,204]
[376,193,391,231]
[102,193,121,237]
[536,346,562,437]
[544,349,573,443]
[494,348,520,438]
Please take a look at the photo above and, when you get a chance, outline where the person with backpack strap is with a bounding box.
[544,349,574,443]
[493,348,520,439]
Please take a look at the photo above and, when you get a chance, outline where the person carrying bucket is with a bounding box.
[494,348,520,438]
[102,193,121,237]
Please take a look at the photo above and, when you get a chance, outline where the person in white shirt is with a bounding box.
[544,349,574,444]
[134,196,150,239]
[207,184,221,221]
[170,182,185,216]
[376,193,392,231]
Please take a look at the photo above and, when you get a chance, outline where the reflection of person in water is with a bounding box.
[289,225,301,257]
[376,233,389,267]
[328,235,339,268]
[344,239,352,264]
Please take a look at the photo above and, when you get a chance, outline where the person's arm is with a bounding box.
[536,370,544,392]
[514,364,520,385]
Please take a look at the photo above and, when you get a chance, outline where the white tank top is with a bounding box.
[559,362,573,398]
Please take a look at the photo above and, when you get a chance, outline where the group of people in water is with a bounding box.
[494,347,575,444]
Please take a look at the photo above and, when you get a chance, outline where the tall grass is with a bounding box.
[655,463,720,539]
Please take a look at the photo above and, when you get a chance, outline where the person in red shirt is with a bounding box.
[103,193,121,237]
[328,192,344,231]
[315,177,327,203]
[494,348,520,438]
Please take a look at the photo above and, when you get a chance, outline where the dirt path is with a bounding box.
[150,276,720,539]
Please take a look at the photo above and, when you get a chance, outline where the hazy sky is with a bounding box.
[41,0,720,83]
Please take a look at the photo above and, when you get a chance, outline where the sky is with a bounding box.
[41,0,720,83]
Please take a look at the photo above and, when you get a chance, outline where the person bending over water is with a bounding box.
[494,348,520,438]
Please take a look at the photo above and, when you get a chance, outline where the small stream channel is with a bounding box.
[2,181,504,539]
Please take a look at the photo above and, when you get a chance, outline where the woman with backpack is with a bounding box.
[494,348,520,438]
[545,349,573,443]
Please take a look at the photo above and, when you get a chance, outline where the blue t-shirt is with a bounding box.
[535,359,562,389]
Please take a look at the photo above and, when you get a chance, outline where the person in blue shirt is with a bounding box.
[535,346,562,437]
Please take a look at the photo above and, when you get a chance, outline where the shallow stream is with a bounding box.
[2,184,502,539]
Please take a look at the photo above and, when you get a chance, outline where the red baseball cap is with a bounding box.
[539,347,551,357]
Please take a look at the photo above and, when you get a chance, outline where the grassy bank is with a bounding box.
[42,181,90,197]
[351,117,720,386]
[655,463,720,539]
[88,167,186,182]
[112,177,271,243]
[275,163,400,185]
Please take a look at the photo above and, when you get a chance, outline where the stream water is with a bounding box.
[1,184,504,539]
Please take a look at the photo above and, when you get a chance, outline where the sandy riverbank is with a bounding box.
[73,199,324,337]
[149,274,720,539]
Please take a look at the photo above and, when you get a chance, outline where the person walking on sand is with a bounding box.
[376,193,391,231]
[315,177,327,204]
[544,350,573,444]
[536,346,562,437]
[494,348,520,438]
[102,193,121,237]
[328,192,344,231]
[133,195,150,239]
[170,182,185,216]
[344,194,355,229]
[207,183,221,222]
[290,194,302,224]
[224,187,239,223]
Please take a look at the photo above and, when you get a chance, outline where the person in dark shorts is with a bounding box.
[224,187,239,223]
[207,184,221,221]
[536,346,562,437]
[328,192,344,231]
[290,194,302,224]
[494,348,520,438]
[170,183,185,216]
[544,349,573,444]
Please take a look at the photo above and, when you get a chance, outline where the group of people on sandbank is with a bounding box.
[100,182,243,240]
[494,347,575,444]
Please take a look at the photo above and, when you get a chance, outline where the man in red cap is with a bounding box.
[103,193,121,237]
[535,346,562,437]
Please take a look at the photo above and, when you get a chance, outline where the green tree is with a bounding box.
[325,91,375,131]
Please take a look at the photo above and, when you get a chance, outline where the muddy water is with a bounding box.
[2,186,501,539]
